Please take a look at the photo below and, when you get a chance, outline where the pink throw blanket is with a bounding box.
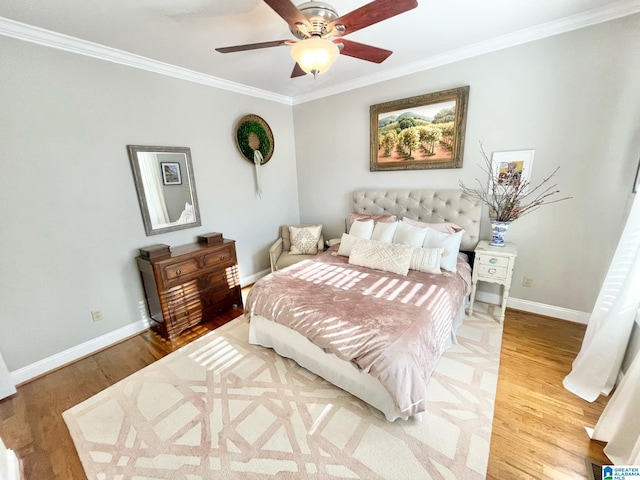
[246,249,472,416]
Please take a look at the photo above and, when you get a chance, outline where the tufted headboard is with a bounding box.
[352,190,481,252]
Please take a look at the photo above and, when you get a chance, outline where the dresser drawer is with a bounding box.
[168,300,205,329]
[164,282,201,306]
[168,307,191,328]
[198,268,236,291]
[477,254,510,269]
[162,258,200,280]
[203,246,234,268]
[200,286,238,309]
[477,264,507,281]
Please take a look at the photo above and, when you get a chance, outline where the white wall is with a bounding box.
[0,36,300,373]
[293,14,640,314]
[1,13,639,377]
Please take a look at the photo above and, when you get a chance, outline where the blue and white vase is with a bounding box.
[490,220,511,247]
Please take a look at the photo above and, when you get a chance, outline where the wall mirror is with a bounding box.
[127,145,201,236]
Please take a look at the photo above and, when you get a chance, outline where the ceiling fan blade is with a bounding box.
[329,0,418,36]
[337,39,392,64]
[291,63,307,78]
[215,40,293,53]
[263,0,309,27]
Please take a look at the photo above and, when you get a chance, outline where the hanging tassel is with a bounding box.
[253,150,264,198]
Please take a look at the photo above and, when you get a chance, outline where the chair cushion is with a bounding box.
[275,252,317,270]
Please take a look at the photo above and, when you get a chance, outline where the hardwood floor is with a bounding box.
[0,303,609,479]
[487,308,610,479]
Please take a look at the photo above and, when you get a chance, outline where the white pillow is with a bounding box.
[410,247,443,274]
[422,229,464,272]
[348,238,412,276]
[392,220,428,247]
[371,221,398,243]
[289,224,322,255]
[348,219,374,239]
[336,233,359,257]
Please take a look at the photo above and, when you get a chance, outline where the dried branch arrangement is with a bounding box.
[459,141,571,222]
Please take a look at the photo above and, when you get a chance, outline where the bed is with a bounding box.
[246,189,481,421]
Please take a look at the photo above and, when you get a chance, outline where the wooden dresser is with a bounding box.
[136,238,243,339]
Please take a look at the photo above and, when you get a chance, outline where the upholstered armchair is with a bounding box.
[269,224,324,272]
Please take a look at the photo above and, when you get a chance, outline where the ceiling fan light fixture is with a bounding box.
[290,37,339,78]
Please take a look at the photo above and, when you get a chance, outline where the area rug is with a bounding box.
[63,304,502,479]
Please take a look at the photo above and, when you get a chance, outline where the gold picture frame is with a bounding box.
[370,86,470,171]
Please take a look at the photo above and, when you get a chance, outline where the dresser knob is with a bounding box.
[220,255,224,260]
[176,269,181,275]
[489,267,496,274]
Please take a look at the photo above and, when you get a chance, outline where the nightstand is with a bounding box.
[468,240,518,323]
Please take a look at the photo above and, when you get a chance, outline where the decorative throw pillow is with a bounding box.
[422,229,464,272]
[348,219,374,239]
[348,238,412,276]
[409,247,443,274]
[347,213,397,231]
[371,221,398,243]
[336,233,359,257]
[289,225,322,255]
[402,217,463,234]
[392,220,429,247]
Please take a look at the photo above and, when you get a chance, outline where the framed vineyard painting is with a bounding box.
[370,86,470,171]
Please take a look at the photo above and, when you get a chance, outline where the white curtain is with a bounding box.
[138,152,170,227]
[0,349,16,400]
[563,193,640,401]
[563,193,640,466]
[0,436,20,480]
[590,337,640,464]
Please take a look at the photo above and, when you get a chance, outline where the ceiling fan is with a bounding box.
[215,0,418,78]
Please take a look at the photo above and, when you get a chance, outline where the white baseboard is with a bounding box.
[10,318,150,386]
[241,269,270,287]
[10,275,588,386]
[10,270,271,386]
[475,291,590,324]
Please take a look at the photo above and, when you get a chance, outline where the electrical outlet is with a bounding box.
[91,310,103,322]
[522,277,534,287]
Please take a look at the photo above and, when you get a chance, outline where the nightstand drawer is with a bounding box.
[477,264,507,280]
[477,254,510,269]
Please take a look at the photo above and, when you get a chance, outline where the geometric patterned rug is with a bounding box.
[63,305,502,479]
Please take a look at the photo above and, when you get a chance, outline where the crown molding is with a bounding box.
[292,0,640,104]
[0,16,293,106]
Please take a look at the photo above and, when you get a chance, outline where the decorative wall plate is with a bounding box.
[235,114,274,165]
